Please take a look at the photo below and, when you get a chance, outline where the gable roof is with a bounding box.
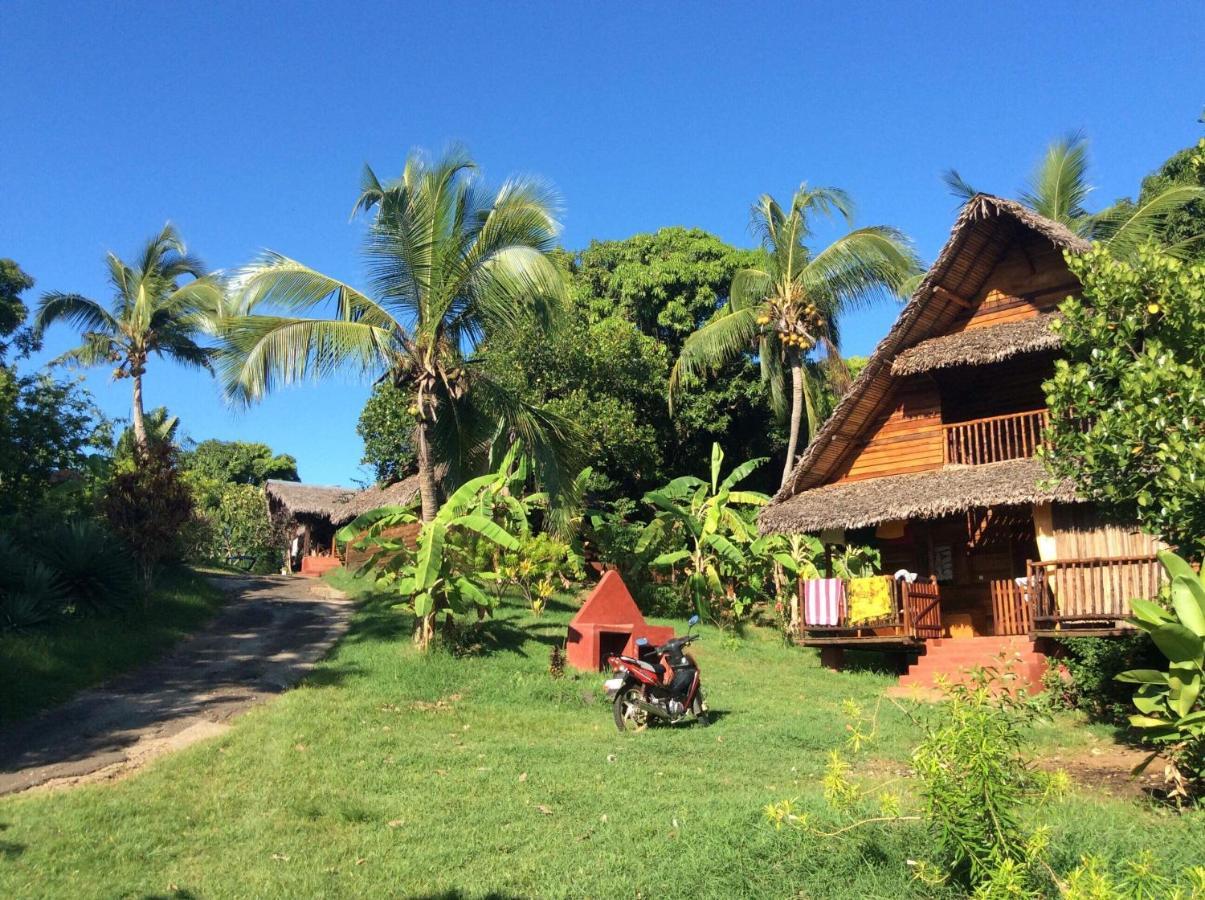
[766,194,1088,509]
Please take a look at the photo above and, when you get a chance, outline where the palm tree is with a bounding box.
[33,225,223,452]
[670,186,919,488]
[221,147,575,523]
[944,133,1205,258]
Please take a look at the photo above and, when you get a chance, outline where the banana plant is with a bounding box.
[1117,550,1205,792]
[337,445,528,650]
[637,443,769,620]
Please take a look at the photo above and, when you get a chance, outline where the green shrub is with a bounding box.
[1052,634,1163,722]
[1117,549,1205,800]
[0,558,63,630]
[37,519,138,615]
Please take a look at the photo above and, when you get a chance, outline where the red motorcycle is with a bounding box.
[603,615,709,731]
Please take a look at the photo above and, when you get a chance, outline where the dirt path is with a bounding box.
[0,574,353,796]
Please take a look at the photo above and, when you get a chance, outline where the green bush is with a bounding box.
[37,519,138,615]
[0,554,63,631]
[1052,634,1163,722]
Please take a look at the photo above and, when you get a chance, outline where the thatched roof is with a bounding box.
[265,474,421,526]
[772,194,1089,504]
[758,458,1079,534]
[891,314,1062,376]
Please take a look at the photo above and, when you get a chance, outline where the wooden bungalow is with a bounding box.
[758,194,1167,686]
[265,475,422,575]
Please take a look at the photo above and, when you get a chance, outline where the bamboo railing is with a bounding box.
[990,579,1033,636]
[943,408,1048,466]
[1027,555,1165,627]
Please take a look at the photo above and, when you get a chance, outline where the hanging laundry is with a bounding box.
[847,576,893,624]
[802,578,845,626]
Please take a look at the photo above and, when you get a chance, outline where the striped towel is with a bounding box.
[803,578,845,626]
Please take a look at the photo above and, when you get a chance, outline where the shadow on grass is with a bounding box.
[0,822,24,859]
[338,590,571,661]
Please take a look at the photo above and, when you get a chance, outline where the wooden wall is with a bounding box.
[934,353,1055,424]
[949,230,1080,333]
[1050,504,1165,559]
[834,375,944,483]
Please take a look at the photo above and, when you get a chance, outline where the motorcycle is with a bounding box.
[603,614,709,731]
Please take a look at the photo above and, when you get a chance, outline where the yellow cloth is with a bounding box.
[847,576,893,625]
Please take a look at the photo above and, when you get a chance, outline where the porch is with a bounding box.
[799,553,1165,647]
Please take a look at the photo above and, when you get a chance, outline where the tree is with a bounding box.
[481,309,668,496]
[671,187,918,486]
[1042,244,1205,558]
[1133,137,1205,261]
[573,227,760,356]
[0,259,34,360]
[357,381,418,485]
[338,444,528,648]
[101,443,196,588]
[222,147,576,523]
[185,439,299,486]
[32,224,224,452]
[568,227,788,489]
[944,133,1205,260]
[0,369,110,519]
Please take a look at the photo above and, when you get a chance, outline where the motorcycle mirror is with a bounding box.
[688,614,700,627]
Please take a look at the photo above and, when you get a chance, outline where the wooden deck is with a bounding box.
[799,553,1163,646]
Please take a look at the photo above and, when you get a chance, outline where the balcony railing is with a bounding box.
[943,408,1048,466]
[800,577,941,641]
[1028,555,1165,631]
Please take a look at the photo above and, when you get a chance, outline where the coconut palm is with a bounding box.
[33,225,223,452]
[221,147,575,523]
[944,133,1205,258]
[670,186,919,487]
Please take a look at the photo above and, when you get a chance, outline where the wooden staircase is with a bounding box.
[898,635,1048,692]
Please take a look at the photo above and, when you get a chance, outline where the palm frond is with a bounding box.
[33,292,118,339]
[729,268,772,310]
[218,315,393,404]
[1091,184,1205,258]
[668,305,761,406]
[1020,132,1092,229]
[941,169,980,203]
[231,252,396,330]
[801,227,920,315]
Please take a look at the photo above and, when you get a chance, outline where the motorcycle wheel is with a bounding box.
[613,687,649,733]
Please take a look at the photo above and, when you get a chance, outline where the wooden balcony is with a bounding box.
[1027,555,1166,635]
[943,408,1048,466]
[801,578,941,645]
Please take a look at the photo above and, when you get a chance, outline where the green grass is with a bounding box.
[0,576,1200,898]
[0,567,225,722]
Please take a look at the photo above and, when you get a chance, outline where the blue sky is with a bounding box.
[2,2,1201,486]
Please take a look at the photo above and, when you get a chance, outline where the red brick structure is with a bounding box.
[565,571,675,672]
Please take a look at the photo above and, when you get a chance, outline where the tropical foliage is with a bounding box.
[222,147,578,522]
[31,224,224,453]
[945,133,1205,259]
[1118,550,1205,798]
[338,445,533,649]
[101,443,196,588]
[637,443,770,620]
[670,187,918,485]
[1042,244,1205,556]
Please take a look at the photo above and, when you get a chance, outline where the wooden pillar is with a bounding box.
[819,646,845,671]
